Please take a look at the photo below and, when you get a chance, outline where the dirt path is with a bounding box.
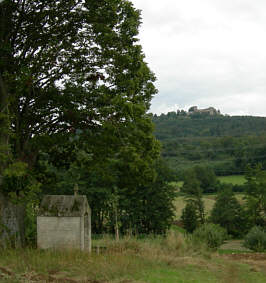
[221,253,266,274]
[220,240,251,252]
[219,240,266,273]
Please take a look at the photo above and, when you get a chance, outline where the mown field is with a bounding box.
[218,175,246,185]
[173,175,246,220]
[0,234,266,282]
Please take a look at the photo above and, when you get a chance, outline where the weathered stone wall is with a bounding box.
[37,195,91,251]
[0,192,25,248]
[37,216,83,249]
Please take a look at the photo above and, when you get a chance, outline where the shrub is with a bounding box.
[243,226,266,252]
[181,202,199,233]
[192,223,227,249]
[210,187,247,237]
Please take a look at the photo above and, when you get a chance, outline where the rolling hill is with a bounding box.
[152,110,266,176]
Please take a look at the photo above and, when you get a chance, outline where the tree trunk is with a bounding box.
[0,74,10,174]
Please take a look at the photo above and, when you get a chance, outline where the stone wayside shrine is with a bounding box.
[37,186,91,251]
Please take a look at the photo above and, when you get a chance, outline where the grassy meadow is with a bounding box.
[0,233,266,282]
[218,175,246,185]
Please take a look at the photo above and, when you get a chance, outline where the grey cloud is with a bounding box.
[132,0,266,117]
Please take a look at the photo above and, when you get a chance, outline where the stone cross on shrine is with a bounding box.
[74,183,79,196]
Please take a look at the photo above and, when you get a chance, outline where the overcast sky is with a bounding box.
[131,0,266,116]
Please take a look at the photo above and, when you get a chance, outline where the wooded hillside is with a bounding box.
[152,112,266,176]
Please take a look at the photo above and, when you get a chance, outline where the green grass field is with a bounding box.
[170,175,245,194]
[218,175,246,185]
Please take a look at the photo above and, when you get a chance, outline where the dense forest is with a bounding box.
[152,110,266,176]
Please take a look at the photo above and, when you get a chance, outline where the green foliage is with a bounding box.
[1,0,157,165]
[152,113,266,175]
[3,161,28,178]
[244,164,266,226]
[1,161,41,201]
[210,187,247,237]
[136,159,177,234]
[218,175,246,185]
[181,202,198,233]
[0,0,176,238]
[218,176,246,192]
[182,166,219,194]
[24,199,39,246]
[194,166,218,193]
[192,223,227,249]
[181,169,205,224]
[0,111,10,172]
[243,226,266,252]
[1,160,41,245]
[36,129,174,234]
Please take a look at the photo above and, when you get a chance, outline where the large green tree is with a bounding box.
[182,169,205,224]
[0,0,157,169]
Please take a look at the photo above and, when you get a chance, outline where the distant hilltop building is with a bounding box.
[188,106,221,116]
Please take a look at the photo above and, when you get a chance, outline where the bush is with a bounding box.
[210,187,247,237]
[192,223,227,249]
[181,202,199,233]
[243,226,266,252]
[232,184,245,193]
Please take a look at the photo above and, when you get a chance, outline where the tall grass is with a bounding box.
[1,232,266,282]
[0,232,208,281]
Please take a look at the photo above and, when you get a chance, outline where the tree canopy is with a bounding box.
[152,112,266,176]
[210,186,247,237]
[0,0,157,166]
[244,164,266,227]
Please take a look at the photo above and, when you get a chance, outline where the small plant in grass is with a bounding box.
[192,223,227,249]
[163,230,186,253]
[243,226,266,252]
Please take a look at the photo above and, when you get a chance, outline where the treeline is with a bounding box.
[181,165,244,194]
[153,111,266,138]
[152,112,266,175]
